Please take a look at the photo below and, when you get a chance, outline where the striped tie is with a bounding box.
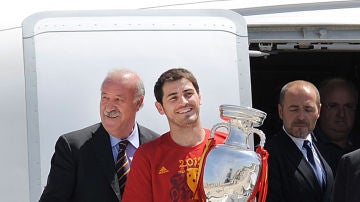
[115,140,130,195]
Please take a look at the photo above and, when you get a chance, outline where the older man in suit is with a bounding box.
[265,80,334,202]
[314,78,359,176]
[39,69,159,202]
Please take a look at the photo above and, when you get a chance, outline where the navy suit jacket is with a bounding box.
[265,129,334,202]
[39,123,159,202]
[332,148,360,202]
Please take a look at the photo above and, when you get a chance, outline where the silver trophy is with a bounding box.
[202,104,267,202]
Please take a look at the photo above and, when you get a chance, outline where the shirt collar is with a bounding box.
[109,123,140,148]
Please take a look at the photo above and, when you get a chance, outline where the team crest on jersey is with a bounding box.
[186,167,199,192]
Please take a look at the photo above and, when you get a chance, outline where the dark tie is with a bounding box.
[303,140,316,166]
[115,140,130,195]
[303,140,324,187]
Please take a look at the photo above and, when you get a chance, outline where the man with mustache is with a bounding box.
[265,80,334,202]
[122,68,226,202]
[39,69,159,202]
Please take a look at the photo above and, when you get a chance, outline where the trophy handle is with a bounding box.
[251,128,266,147]
[210,122,229,138]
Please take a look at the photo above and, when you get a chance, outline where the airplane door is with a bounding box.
[22,9,251,201]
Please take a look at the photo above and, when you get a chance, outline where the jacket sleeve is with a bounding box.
[331,154,348,202]
[39,136,76,202]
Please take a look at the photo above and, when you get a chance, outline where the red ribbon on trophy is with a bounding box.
[247,146,269,202]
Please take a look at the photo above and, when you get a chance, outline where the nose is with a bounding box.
[105,102,116,111]
[297,110,306,120]
[178,95,189,105]
[336,106,346,117]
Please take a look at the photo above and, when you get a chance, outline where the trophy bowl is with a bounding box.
[202,105,267,202]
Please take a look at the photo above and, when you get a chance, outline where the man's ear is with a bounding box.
[155,102,165,115]
[317,103,322,118]
[278,104,283,120]
[136,96,144,111]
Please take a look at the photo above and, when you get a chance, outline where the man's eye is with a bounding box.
[326,103,338,109]
[305,108,315,112]
[325,103,356,112]
[344,104,356,111]
[169,96,177,101]
[185,92,193,98]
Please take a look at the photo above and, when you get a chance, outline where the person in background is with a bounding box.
[122,68,226,202]
[314,77,359,175]
[39,69,159,202]
[265,80,334,202]
[331,148,360,202]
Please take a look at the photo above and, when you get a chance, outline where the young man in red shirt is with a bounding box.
[122,68,225,202]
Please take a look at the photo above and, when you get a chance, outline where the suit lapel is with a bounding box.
[92,124,121,200]
[280,130,323,193]
[298,156,322,192]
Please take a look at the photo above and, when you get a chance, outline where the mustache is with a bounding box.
[103,110,120,118]
[292,120,308,125]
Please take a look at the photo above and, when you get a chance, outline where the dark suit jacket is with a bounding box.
[313,126,358,176]
[331,148,360,202]
[39,123,159,202]
[265,129,334,202]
